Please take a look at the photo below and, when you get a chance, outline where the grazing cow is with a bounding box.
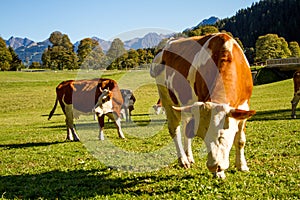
[291,70,300,118]
[120,89,136,122]
[150,33,255,178]
[48,78,125,141]
[153,99,165,115]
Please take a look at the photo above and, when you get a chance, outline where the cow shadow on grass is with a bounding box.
[249,108,300,121]
[0,141,65,150]
[0,168,191,199]
[41,113,63,118]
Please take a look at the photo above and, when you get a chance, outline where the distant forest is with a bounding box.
[216,0,300,48]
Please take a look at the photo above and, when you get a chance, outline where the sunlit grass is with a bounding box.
[0,71,299,199]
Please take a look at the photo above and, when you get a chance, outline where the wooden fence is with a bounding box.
[266,58,300,71]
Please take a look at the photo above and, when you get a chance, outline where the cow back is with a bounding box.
[56,79,99,113]
[160,33,253,108]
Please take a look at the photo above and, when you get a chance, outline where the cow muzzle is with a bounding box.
[206,150,229,173]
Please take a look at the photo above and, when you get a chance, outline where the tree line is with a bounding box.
[1,29,299,71]
[40,31,155,71]
[183,25,300,64]
[215,0,300,48]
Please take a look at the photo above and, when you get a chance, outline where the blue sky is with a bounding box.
[1,0,259,42]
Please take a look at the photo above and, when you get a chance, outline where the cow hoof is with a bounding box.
[187,155,195,164]
[118,133,126,139]
[213,171,226,179]
[238,165,249,172]
[99,136,105,141]
[178,157,191,169]
[291,115,296,119]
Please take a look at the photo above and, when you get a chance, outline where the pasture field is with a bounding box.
[0,70,299,199]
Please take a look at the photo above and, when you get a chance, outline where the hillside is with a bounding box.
[216,0,300,48]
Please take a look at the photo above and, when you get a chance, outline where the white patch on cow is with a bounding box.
[237,100,250,111]
[99,129,104,140]
[93,89,114,117]
[94,99,113,117]
[190,103,239,172]
[188,38,212,81]
[165,71,176,92]
[223,38,234,53]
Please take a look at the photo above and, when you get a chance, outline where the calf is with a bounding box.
[151,33,255,178]
[48,78,125,141]
[291,70,300,118]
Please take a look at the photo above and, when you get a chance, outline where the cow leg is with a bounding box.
[64,103,80,141]
[234,120,249,172]
[129,110,132,122]
[183,119,195,164]
[97,115,105,140]
[106,112,125,139]
[67,128,74,141]
[124,107,129,122]
[291,91,300,118]
[171,125,191,168]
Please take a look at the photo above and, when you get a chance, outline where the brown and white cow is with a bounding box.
[291,70,300,118]
[150,33,255,178]
[48,78,125,141]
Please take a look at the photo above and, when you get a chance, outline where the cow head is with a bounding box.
[93,89,113,117]
[173,102,255,175]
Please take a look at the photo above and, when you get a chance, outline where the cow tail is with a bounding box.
[48,97,58,120]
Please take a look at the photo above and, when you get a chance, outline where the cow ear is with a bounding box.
[228,109,256,120]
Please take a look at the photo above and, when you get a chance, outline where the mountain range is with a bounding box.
[5,32,171,64]
[5,17,218,64]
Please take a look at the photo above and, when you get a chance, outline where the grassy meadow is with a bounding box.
[0,70,299,199]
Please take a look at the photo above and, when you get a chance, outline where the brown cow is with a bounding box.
[48,78,125,141]
[291,70,300,118]
[150,33,255,178]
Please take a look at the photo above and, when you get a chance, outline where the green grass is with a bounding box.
[0,71,299,199]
